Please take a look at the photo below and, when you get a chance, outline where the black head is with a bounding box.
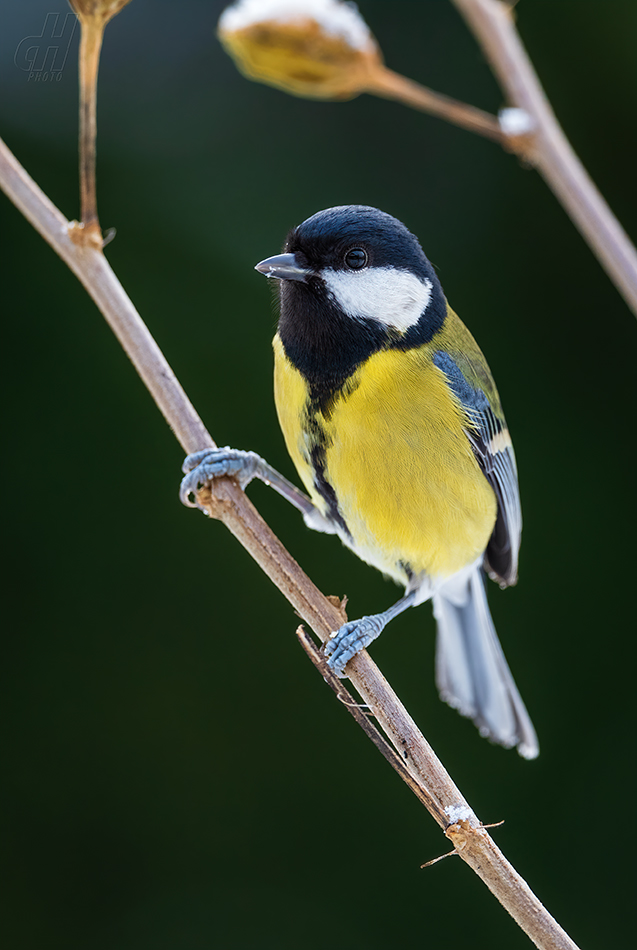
[255,205,447,398]
[286,205,434,277]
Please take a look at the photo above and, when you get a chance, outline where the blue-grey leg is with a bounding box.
[324,590,418,678]
[180,448,336,533]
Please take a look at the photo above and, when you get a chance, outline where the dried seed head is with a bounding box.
[218,0,383,100]
[68,0,132,24]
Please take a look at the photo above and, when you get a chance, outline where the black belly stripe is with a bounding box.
[310,443,351,538]
[303,401,352,539]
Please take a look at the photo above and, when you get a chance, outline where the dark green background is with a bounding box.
[2,2,636,948]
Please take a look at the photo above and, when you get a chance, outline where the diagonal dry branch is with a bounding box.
[0,135,580,950]
[453,0,637,316]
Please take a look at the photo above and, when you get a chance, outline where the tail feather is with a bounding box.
[433,568,539,759]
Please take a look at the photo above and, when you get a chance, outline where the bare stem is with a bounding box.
[0,136,580,950]
[76,14,104,245]
[364,64,505,143]
[452,0,637,317]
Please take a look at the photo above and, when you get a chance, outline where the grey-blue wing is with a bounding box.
[432,351,522,587]
[466,412,521,587]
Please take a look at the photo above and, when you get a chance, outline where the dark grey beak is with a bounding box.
[254,253,310,282]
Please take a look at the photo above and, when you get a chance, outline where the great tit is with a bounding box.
[181,205,538,759]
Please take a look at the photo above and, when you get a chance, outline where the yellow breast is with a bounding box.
[273,331,496,583]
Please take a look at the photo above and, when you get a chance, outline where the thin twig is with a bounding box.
[76,14,103,244]
[69,1,133,244]
[452,0,637,317]
[0,136,579,949]
[296,625,446,822]
[421,850,457,869]
[364,65,505,143]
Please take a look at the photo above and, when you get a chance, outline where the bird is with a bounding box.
[180,205,538,759]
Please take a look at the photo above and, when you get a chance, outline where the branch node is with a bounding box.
[445,818,488,852]
[499,106,537,160]
[68,219,103,248]
[326,593,348,624]
[196,484,235,522]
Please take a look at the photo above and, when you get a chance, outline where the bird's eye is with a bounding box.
[344,247,368,270]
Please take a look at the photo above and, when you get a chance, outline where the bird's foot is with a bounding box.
[324,614,387,678]
[180,447,261,508]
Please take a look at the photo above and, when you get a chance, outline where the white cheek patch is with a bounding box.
[322,266,432,331]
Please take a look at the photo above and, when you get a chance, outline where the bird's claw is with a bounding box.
[324,615,384,678]
[179,447,260,508]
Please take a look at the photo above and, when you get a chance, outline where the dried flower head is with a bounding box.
[218,0,383,100]
[68,0,132,24]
